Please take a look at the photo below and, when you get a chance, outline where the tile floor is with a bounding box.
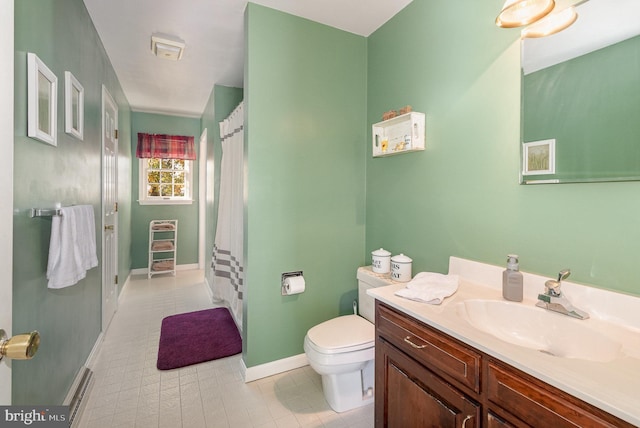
[78,270,374,428]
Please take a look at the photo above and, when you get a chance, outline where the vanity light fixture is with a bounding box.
[521,6,578,38]
[151,33,185,61]
[496,0,555,28]
[496,0,588,38]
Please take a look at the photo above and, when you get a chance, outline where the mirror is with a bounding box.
[520,0,640,184]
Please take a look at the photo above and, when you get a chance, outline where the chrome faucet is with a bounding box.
[536,269,589,320]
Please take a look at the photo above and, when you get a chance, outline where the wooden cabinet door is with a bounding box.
[487,361,635,428]
[376,339,479,428]
[487,412,517,428]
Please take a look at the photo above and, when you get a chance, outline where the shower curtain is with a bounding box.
[212,101,245,330]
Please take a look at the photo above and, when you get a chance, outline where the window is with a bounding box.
[139,157,193,205]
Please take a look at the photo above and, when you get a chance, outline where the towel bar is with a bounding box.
[29,208,62,218]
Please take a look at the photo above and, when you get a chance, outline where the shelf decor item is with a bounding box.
[372,111,425,157]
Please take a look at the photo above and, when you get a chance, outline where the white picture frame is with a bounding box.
[522,139,556,175]
[64,71,84,140]
[27,53,57,146]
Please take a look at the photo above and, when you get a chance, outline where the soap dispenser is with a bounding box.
[503,254,523,302]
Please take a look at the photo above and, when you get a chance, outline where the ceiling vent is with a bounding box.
[151,34,185,61]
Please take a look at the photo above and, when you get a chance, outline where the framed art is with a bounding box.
[27,53,58,146]
[64,71,84,140]
[522,139,555,175]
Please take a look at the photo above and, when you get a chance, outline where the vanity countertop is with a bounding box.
[365,259,640,426]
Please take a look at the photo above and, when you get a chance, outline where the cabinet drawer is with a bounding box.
[376,302,481,394]
[487,361,634,428]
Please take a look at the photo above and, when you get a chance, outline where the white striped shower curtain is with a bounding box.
[212,101,244,330]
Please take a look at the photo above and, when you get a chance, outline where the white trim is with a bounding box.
[203,275,214,302]
[177,263,199,271]
[63,331,103,405]
[131,107,202,119]
[84,333,104,369]
[131,263,199,276]
[198,128,207,269]
[242,354,309,383]
[138,158,194,204]
[138,199,193,205]
[118,272,132,304]
[0,0,13,404]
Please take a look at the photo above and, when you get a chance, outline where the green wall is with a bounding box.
[366,0,640,296]
[201,85,244,289]
[13,0,131,403]
[244,4,367,367]
[523,35,640,181]
[130,112,201,269]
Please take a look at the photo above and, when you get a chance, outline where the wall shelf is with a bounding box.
[372,112,425,157]
[148,219,178,278]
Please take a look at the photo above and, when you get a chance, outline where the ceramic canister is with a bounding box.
[371,248,391,274]
[391,254,412,282]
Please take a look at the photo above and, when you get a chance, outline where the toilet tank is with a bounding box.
[357,266,396,323]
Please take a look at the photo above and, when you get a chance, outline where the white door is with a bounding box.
[0,0,14,404]
[101,86,118,331]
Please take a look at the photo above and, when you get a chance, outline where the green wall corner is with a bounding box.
[130,112,202,269]
[244,4,367,367]
[365,0,640,296]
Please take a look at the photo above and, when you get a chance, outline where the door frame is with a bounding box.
[0,0,14,404]
[101,86,118,332]
[198,128,207,269]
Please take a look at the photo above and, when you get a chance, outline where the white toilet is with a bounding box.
[304,267,395,412]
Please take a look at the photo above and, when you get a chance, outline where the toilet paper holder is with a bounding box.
[281,271,303,295]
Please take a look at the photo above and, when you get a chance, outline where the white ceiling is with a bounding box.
[522,0,640,75]
[82,0,413,117]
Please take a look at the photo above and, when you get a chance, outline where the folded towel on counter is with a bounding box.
[47,205,98,289]
[395,272,459,305]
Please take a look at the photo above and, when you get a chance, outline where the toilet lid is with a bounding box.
[307,315,374,354]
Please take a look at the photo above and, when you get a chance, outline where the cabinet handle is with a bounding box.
[462,415,473,428]
[403,336,427,349]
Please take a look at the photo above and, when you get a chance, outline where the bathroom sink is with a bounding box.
[456,299,623,362]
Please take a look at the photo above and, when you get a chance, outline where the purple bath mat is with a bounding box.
[157,307,242,370]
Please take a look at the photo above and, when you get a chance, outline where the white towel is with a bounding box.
[395,272,459,305]
[47,205,98,289]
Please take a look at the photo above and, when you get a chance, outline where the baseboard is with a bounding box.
[83,332,104,371]
[242,353,309,383]
[63,332,103,426]
[118,271,132,304]
[130,263,199,276]
[203,275,214,302]
[177,263,199,271]
[65,366,94,428]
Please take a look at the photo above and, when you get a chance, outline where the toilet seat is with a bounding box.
[306,315,374,355]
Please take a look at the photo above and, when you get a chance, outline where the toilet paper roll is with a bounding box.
[284,276,305,295]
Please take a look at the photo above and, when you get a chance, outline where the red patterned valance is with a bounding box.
[136,133,196,160]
